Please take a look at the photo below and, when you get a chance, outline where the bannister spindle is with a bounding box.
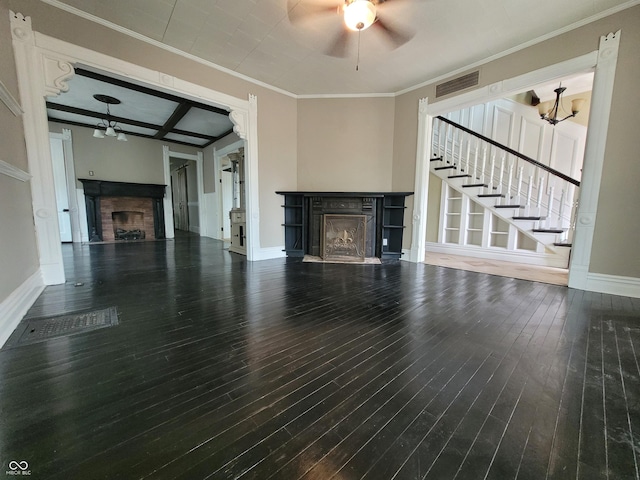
[536,177,545,215]
[488,153,496,190]
[546,185,555,229]
[497,156,505,195]
[516,166,524,203]
[557,189,566,231]
[525,175,533,216]
[472,139,479,181]
[445,123,452,163]
[506,158,514,201]
[464,137,471,174]
[480,147,487,183]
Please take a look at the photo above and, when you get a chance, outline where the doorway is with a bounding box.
[172,166,189,232]
[162,148,205,239]
[49,130,81,244]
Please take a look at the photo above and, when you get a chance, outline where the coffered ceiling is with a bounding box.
[45,0,636,96]
[47,68,235,148]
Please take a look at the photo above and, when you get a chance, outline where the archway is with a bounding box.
[10,11,260,284]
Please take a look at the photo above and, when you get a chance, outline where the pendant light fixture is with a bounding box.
[538,84,586,126]
[92,94,128,141]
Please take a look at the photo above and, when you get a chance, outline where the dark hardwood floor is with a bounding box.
[1,232,639,479]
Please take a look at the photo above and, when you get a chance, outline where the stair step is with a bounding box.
[513,216,542,221]
[430,156,443,162]
[434,165,456,171]
[494,204,523,209]
[554,242,572,247]
[478,193,504,198]
[533,228,565,233]
[448,174,471,179]
[462,183,487,188]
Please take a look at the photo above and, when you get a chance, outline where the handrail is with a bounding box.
[436,115,580,187]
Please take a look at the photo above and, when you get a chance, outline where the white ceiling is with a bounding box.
[48,0,635,96]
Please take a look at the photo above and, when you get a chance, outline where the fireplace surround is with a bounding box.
[276,191,413,260]
[80,179,166,242]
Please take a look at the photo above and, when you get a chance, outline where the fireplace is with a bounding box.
[80,179,166,242]
[276,191,413,260]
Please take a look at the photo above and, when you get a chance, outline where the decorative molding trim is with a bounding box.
[39,0,640,99]
[585,272,640,299]
[0,159,31,182]
[0,270,44,348]
[425,242,570,268]
[38,0,297,99]
[42,55,75,97]
[396,1,639,96]
[0,79,23,116]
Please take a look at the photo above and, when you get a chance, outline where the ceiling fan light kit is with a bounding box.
[344,0,377,31]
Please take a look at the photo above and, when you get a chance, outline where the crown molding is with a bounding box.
[39,0,297,99]
[38,0,640,99]
[396,0,640,96]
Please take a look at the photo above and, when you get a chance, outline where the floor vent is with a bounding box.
[4,306,119,348]
[436,71,480,98]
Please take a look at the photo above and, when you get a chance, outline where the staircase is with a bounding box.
[430,116,581,267]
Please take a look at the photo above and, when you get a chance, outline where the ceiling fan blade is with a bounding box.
[326,28,350,57]
[287,0,341,24]
[372,16,414,48]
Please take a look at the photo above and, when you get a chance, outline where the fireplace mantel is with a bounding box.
[80,179,166,242]
[276,191,413,259]
[79,179,166,199]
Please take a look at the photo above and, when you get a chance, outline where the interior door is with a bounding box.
[50,137,72,242]
[173,168,190,231]
[221,170,233,240]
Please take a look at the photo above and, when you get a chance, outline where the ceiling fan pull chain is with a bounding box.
[356,29,361,71]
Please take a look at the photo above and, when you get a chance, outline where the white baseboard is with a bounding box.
[425,242,569,268]
[251,246,287,261]
[400,248,413,261]
[189,225,201,234]
[0,270,44,348]
[584,272,640,299]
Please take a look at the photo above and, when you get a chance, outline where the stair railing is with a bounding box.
[432,115,581,242]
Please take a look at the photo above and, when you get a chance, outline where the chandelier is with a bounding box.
[538,84,586,126]
[92,94,128,141]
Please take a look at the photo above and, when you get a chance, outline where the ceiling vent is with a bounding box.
[436,71,480,98]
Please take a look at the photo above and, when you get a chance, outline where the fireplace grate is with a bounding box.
[4,307,119,348]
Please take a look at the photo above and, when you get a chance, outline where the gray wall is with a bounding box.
[0,0,39,302]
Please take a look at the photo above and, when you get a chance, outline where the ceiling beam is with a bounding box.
[48,117,208,148]
[46,102,162,131]
[153,102,192,139]
[75,68,230,116]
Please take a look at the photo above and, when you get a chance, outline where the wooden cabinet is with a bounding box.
[229,209,246,255]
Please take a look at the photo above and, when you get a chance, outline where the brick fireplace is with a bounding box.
[80,179,166,242]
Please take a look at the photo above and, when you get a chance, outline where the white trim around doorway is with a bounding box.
[10,10,262,284]
[410,31,622,295]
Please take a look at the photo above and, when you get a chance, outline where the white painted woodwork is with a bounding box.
[49,136,72,242]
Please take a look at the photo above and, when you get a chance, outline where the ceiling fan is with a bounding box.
[287,0,414,59]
